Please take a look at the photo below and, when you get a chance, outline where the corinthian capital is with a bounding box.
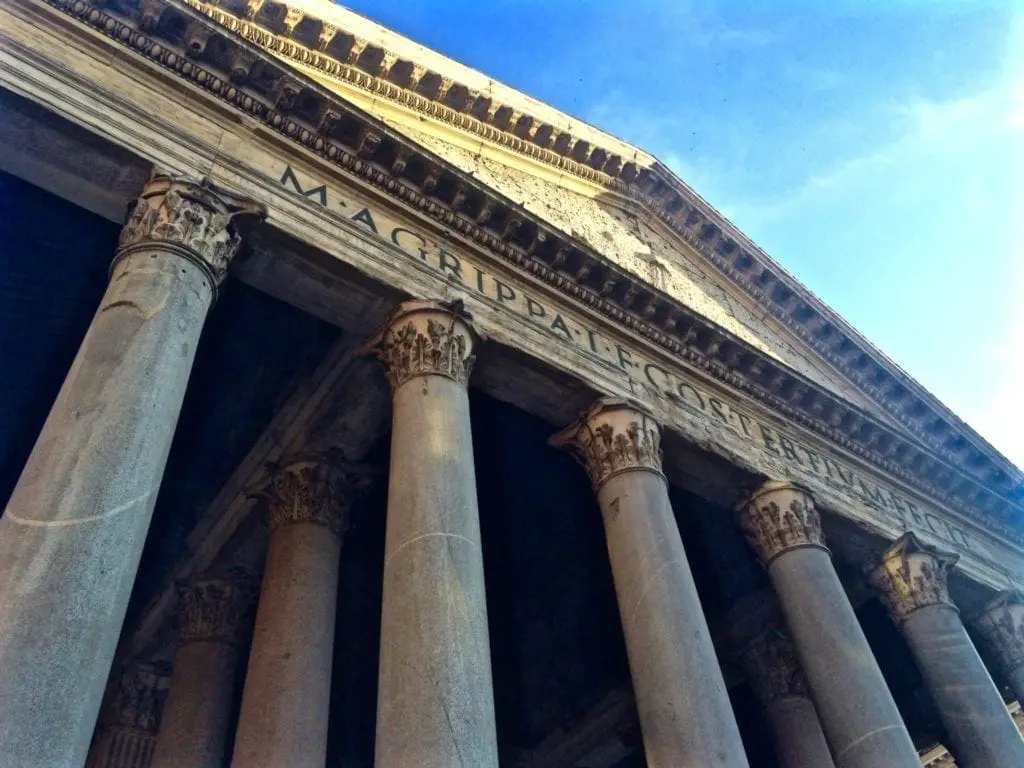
[116,171,266,290]
[257,454,374,538]
[737,625,809,705]
[867,532,959,624]
[974,590,1024,674]
[175,568,257,647]
[364,299,480,392]
[550,397,663,492]
[738,480,827,567]
[109,662,170,734]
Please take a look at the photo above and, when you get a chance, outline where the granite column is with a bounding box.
[232,456,370,768]
[868,533,1024,767]
[151,569,256,768]
[0,173,263,767]
[739,480,919,768]
[732,612,835,768]
[366,300,499,768]
[552,398,749,768]
[974,590,1024,706]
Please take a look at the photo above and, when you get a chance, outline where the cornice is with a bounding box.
[38,0,1024,543]
[170,0,1023,497]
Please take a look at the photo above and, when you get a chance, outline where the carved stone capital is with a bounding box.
[866,532,959,624]
[738,480,827,567]
[175,568,257,647]
[974,590,1024,673]
[550,397,663,492]
[115,171,266,291]
[737,625,809,705]
[364,299,480,392]
[108,662,170,734]
[257,454,374,538]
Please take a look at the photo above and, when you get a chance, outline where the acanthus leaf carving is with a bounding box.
[175,568,257,646]
[551,397,663,492]
[974,590,1024,673]
[256,453,374,538]
[866,531,958,624]
[364,299,479,392]
[739,481,827,566]
[116,172,266,290]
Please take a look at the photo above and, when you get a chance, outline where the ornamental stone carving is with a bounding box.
[255,454,374,538]
[550,397,663,492]
[866,532,959,624]
[738,480,827,567]
[737,625,809,705]
[973,590,1024,673]
[89,663,170,768]
[115,171,266,290]
[111,663,170,734]
[175,568,257,647]
[364,299,480,392]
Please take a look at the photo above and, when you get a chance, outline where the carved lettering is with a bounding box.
[277,165,985,561]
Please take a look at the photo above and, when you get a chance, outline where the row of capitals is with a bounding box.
[106,173,1024,675]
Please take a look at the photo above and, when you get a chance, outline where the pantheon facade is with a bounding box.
[1,1,1023,766]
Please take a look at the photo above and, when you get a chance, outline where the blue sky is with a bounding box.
[341,0,1024,467]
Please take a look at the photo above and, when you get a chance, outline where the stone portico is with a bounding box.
[1,0,1023,766]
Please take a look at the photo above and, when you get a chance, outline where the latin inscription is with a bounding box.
[279,166,981,557]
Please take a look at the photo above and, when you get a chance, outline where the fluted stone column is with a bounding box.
[974,590,1024,705]
[0,173,264,767]
[552,398,749,768]
[868,533,1024,767]
[731,610,835,768]
[88,663,170,768]
[739,480,919,768]
[151,569,256,768]
[232,456,370,768]
[366,300,499,768]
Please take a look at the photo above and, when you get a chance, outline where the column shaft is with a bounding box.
[369,301,499,768]
[553,398,748,768]
[730,609,834,768]
[153,642,238,768]
[152,572,255,768]
[766,696,835,768]
[232,457,363,768]
[0,175,262,768]
[869,533,1024,767]
[740,482,919,768]
[905,608,1024,765]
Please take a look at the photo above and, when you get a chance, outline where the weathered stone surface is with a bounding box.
[367,300,500,768]
[868,533,1024,767]
[740,481,920,768]
[553,399,749,767]
[0,173,262,768]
